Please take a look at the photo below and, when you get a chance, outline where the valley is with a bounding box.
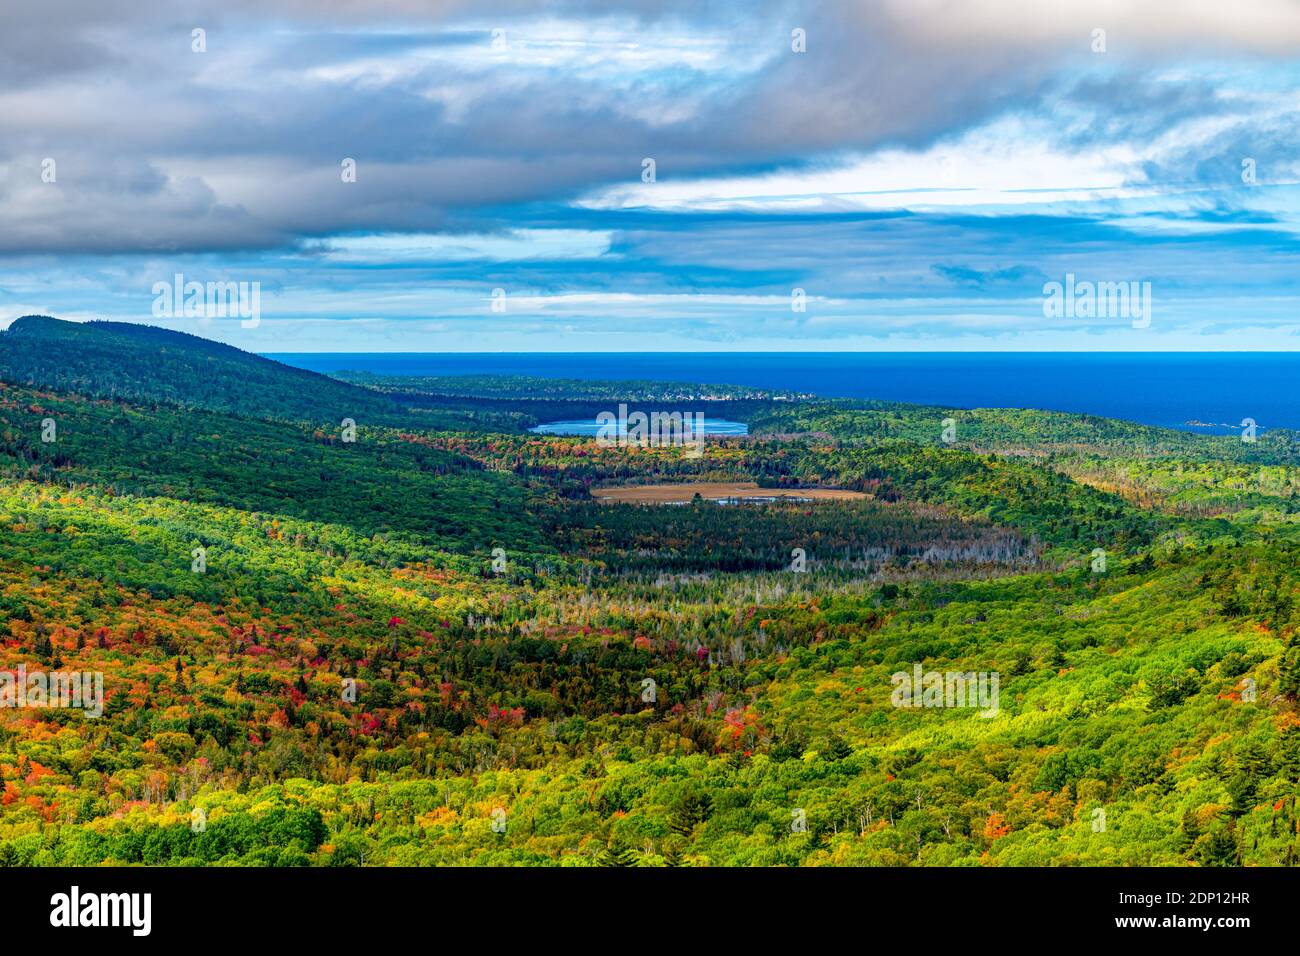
[0,316,1297,867]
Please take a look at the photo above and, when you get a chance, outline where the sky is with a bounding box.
[1,0,1299,352]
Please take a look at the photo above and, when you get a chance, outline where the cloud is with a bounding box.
[2,0,1296,255]
[878,0,1300,55]
[1,1,1298,350]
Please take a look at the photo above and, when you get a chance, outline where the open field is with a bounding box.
[589,481,870,504]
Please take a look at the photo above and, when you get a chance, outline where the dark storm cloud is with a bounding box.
[0,0,1297,255]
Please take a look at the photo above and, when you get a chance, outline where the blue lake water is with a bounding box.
[531,418,748,437]
[270,352,1300,432]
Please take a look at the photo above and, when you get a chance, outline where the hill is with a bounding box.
[0,316,520,432]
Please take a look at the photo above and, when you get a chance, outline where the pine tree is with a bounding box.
[1193,827,1239,867]
[599,838,637,867]
[824,735,853,762]
[1279,636,1300,699]
[670,790,712,838]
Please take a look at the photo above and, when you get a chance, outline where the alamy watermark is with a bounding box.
[152,273,261,328]
[596,404,705,458]
[50,886,150,936]
[1043,273,1151,328]
[1,664,103,717]
[891,664,999,717]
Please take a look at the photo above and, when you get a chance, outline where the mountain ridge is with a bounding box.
[0,315,423,427]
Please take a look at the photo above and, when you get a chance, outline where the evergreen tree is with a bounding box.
[598,839,637,867]
[670,790,712,838]
[1193,827,1239,867]
[824,735,853,762]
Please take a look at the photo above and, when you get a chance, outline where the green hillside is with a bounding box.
[0,316,525,432]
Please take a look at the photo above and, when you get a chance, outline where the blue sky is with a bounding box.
[1,0,1299,351]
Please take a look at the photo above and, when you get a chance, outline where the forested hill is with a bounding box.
[0,317,707,433]
[746,398,1300,466]
[0,316,413,427]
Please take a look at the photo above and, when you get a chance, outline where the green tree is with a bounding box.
[598,839,637,867]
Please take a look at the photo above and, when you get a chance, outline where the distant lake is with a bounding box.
[271,352,1300,432]
[530,418,748,436]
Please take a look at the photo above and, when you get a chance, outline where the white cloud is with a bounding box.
[882,0,1300,54]
[579,117,1146,213]
[317,229,612,262]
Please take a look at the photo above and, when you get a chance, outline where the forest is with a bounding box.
[0,315,1298,867]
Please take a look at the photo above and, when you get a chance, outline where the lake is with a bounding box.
[530,418,748,437]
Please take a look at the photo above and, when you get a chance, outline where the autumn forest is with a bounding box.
[0,315,1298,867]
